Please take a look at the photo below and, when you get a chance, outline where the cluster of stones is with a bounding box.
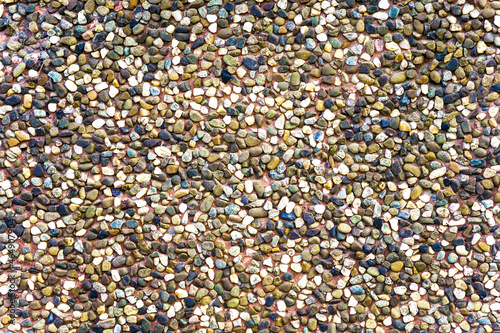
[1,0,500,332]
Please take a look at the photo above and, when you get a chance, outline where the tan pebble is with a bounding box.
[449,162,460,173]
[338,223,351,233]
[391,261,404,272]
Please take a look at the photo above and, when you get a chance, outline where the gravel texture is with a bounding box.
[1,0,500,333]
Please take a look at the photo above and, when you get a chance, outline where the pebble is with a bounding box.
[0,0,499,332]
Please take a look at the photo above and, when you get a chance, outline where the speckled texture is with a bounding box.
[1,0,500,333]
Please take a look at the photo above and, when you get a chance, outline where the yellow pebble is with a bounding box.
[88,90,97,100]
[24,94,32,108]
[29,21,38,33]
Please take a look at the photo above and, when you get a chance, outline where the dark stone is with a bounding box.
[221,70,231,83]
[242,57,259,70]
[178,82,191,92]
[5,95,21,105]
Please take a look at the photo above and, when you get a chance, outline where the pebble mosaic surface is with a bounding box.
[2,0,500,332]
